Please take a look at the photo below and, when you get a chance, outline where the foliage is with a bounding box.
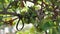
[0,0,60,34]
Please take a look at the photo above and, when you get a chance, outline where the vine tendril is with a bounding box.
[16,14,24,31]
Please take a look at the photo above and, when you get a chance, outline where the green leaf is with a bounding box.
[0,4,3,9]
[0,16,3,20]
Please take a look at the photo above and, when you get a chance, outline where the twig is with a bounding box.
[6,0,19,9]
[0,11,18,16]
